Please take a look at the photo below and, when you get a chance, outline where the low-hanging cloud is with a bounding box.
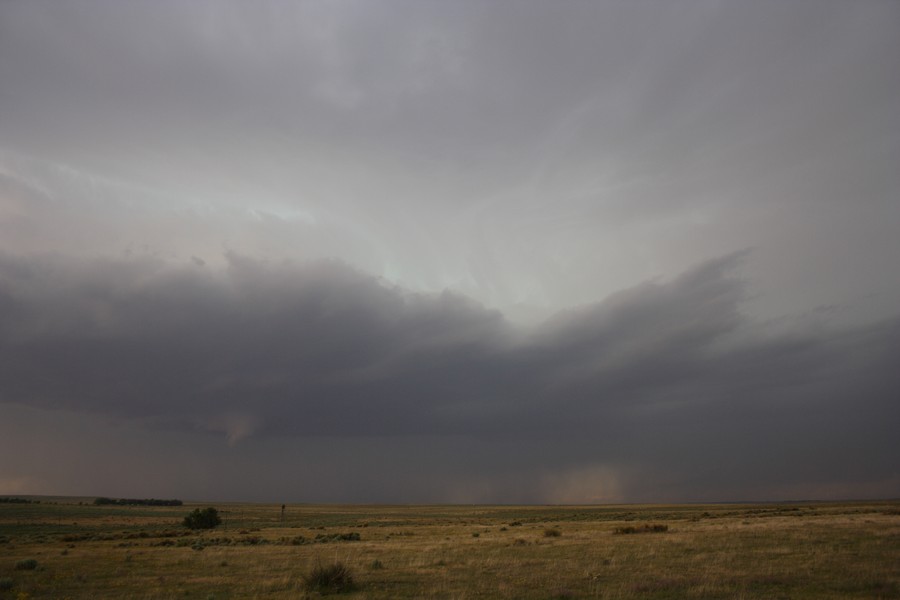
[1,251,897,497]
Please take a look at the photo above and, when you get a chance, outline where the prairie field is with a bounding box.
[1,498,898,599]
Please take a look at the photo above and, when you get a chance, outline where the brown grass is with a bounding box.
[0,499,898,598]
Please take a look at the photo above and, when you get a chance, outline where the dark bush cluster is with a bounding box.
[286,532,361,545]
[0,497,36,504]
[62,529,191,543]
[183,507,221,530]
[169,536,274,549]
[302,561,355,594]
[614,524,669,535]
[15,559,38,570]
[94,497,183,506]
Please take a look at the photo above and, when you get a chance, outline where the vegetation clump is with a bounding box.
[544,528,562,537]
[183,507,222,530]
[0,577,13,591]
[15,559,38,570]
[286,532,360,545]
[614,524,668,535]
[302,561,355,594]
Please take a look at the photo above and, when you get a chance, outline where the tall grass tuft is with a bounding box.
[302,561,355,594]
[15,559,38,570]
[544,528,562,537]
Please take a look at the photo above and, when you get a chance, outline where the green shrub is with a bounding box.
[544,528,562,537]
[15,558,38,570]
[302,561,355,594]
[183,507,221,530]
[0,577,13,591]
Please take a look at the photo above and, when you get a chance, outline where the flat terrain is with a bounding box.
[1,498,898,599]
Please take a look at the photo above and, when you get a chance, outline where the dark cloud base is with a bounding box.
[1,251,898,502]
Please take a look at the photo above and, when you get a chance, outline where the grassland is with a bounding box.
[1,497,898,599]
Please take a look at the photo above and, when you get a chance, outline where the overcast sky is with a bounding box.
[1,0,898,503]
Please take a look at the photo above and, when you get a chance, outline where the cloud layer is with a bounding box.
[1,0,898,502]
[2,251,897,501]
[2,1,899,320]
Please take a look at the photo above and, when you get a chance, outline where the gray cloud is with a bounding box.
[1,0,898,502]
[2,1,898,318]
[1,252,897,501]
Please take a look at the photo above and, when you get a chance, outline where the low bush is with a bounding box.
[183,507,221,530]
[544,528,562,537]
[15,559,38,570]
[0,577,13,591]
[302,561,355,594]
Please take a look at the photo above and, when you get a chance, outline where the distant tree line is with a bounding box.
[0,497,38,504]
[94,497,183,507]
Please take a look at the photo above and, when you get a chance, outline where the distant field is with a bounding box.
[1,497,898,599]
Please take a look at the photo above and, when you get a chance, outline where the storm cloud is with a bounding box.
[1,0,899,502]
[1,251,897,501]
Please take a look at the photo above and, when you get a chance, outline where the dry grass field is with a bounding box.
[1,497,898,599]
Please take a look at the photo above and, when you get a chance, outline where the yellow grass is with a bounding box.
[0,499,898,599]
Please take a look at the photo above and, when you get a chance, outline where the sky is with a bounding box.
[1,0,898,504]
